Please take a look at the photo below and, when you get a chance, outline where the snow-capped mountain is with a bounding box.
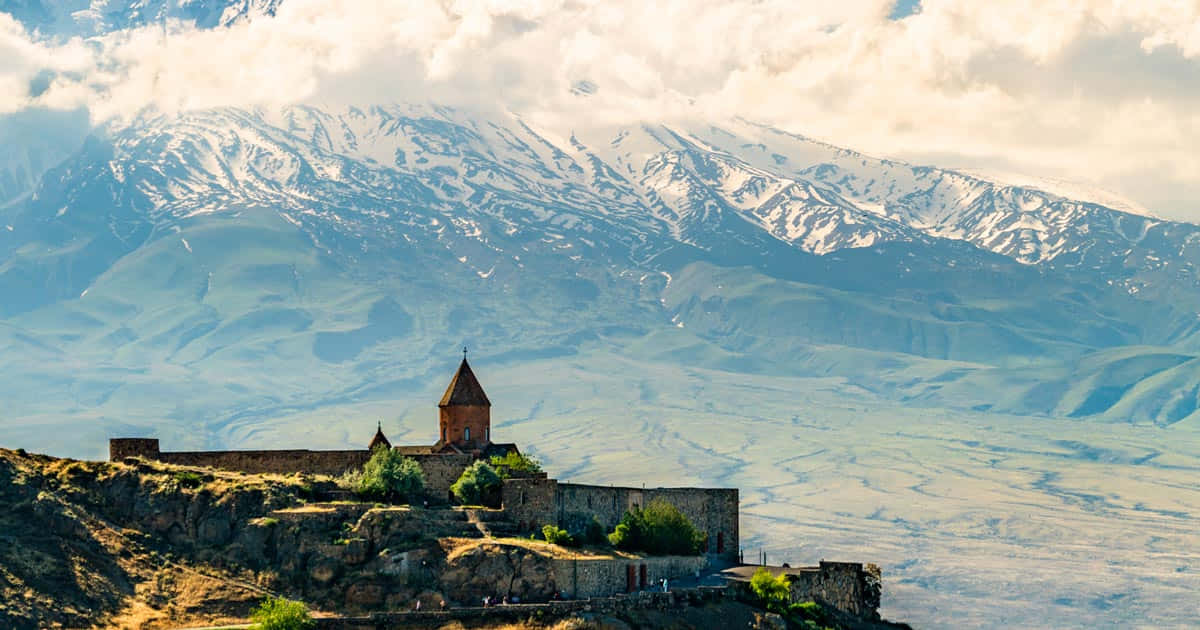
[12,103,1198,303]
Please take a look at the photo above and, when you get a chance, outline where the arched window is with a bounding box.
[464,427,470,441]
[442,428,447,442]
[485,427,490,441]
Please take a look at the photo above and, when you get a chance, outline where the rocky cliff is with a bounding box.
[0,449,907,630]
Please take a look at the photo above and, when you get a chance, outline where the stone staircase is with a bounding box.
[459,508,520,538]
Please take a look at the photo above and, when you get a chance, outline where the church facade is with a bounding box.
[108,357,739,559]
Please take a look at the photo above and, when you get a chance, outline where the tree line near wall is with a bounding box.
[346,448,707,556]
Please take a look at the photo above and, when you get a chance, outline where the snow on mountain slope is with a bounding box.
[5,102,1186,310]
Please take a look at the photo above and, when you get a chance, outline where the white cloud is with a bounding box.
[1,0,1199,218]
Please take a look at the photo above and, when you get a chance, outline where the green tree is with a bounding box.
[749,567,791,614]
[450,460,501,505]
[607,499,706,555]
[250,596,315,630]
[355,446,425,503]
[582,516,607,546]
[541,524,578,546]
[488,451,543,478]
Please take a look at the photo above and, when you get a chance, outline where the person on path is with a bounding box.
[414,599,421,612]
[663,578,669,592]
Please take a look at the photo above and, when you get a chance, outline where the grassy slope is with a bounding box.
[0,449,311,629]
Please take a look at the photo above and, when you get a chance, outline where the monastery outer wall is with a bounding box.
[406,453,475,499]
[109,438,368,475]
[157,449,370,476]
[787,561,882,619]
[550,554,707,598]
[500,479,739,561]
[108,439,473,499]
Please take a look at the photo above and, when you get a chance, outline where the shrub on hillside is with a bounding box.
[607,499,706,555]
[542,524,578,547]
[582,517,607,546]
[355,446,425,503]
[749,567,791,614]
[488,451,543,478]
[173,471,203,489]
[250,596,315,630]
[450,460,501,505]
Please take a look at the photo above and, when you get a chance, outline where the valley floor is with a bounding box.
[5,352,1199,628]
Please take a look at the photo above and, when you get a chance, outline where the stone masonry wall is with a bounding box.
[500,479,739,561]
[550,554,707,598]
[500,477,558,531]
[787,561,882,619]
[406,453,475,500]
[107,439,474,501]
[554,483,739,560]
[313,586,733,630]
[157,449,370,476]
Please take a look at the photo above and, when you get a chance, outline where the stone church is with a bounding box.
[110,356,739,559]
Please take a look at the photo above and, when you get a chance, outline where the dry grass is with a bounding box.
[441,536,639,561]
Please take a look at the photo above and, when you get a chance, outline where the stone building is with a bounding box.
[109,355,740,560]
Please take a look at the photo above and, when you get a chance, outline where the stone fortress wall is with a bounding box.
[787,561,882,618]
[108,438,474,499]
[500,478,739,561]
[111,438,740,561]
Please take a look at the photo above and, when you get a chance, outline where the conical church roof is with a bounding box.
[369,422,391,450]
[439,358,491,407]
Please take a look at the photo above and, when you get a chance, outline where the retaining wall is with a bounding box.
[312,585,732,629]
[550,554,707,598]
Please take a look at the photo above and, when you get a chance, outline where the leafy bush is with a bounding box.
[355,447,425,503]
[541,524,578,547]
[450,460,501,505]
[582,517,608,546]
[607,500,706,555]
[489,451,543,478]
[788,601,833,629]
[250,596,315,630]
[173,471,203,489]
[749,567,791,614]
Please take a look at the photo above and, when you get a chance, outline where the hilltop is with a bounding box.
[0,448,910,630]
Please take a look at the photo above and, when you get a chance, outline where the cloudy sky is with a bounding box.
[2,0,1198,219]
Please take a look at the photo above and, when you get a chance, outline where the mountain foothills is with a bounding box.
[4,102,1200,446]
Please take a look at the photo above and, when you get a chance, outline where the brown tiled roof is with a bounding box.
[438,358,491,407]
